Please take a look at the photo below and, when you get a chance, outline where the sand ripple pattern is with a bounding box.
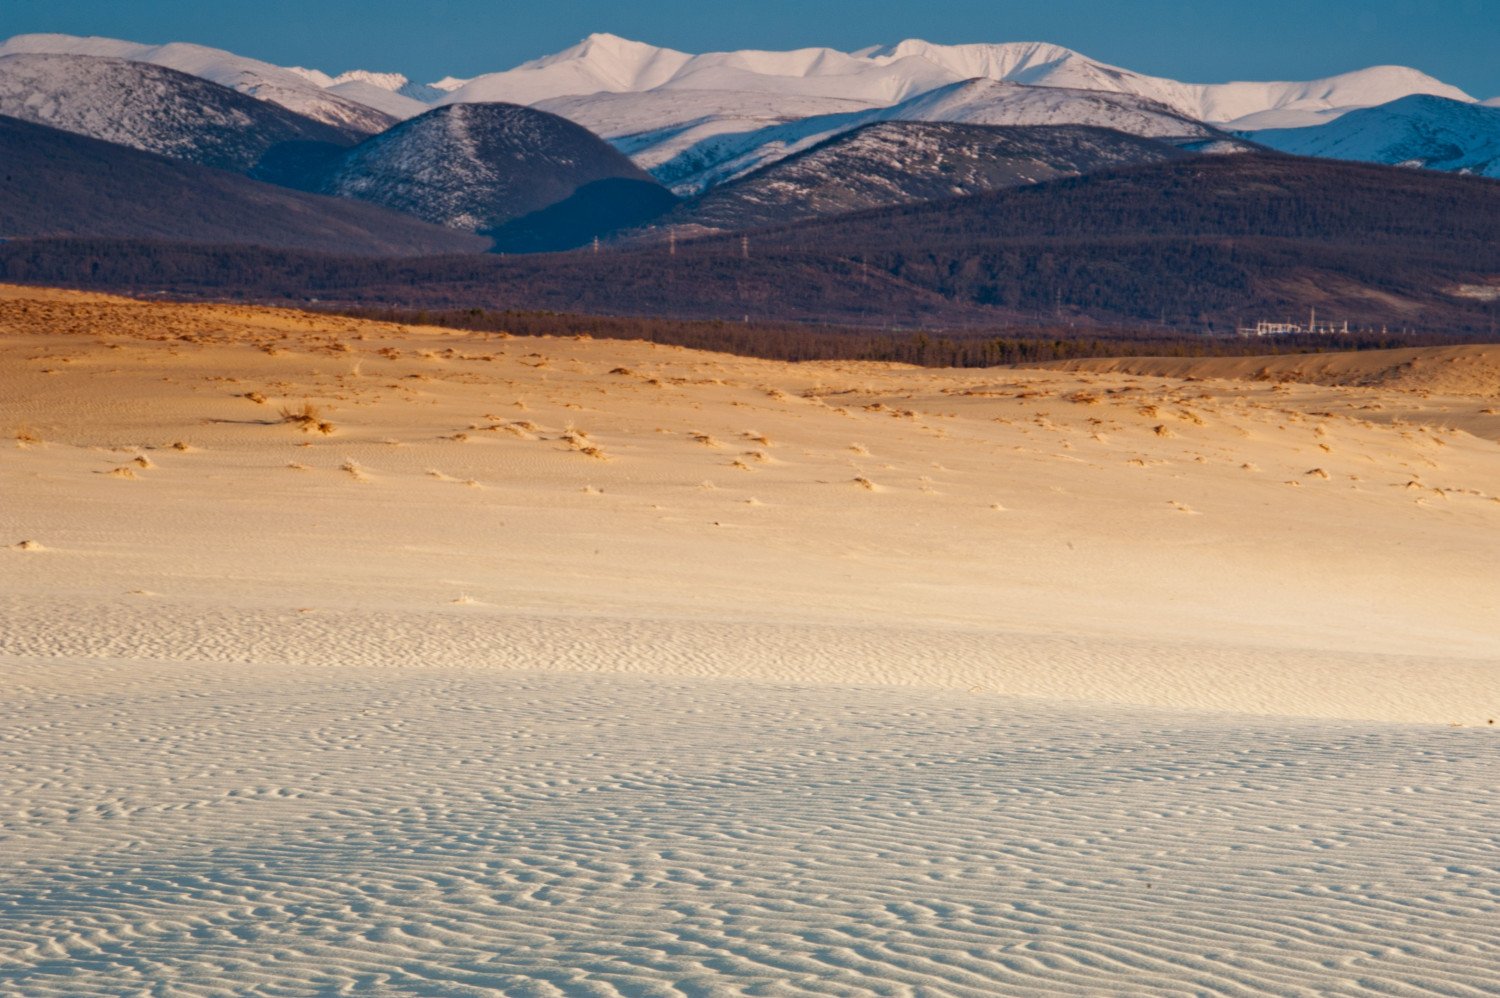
[2,662,1497,996]
[2,596,1496,724]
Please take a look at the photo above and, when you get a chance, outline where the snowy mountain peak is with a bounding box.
[858,39,1086,77]
[0,32,395,135]
[329,69,412,92]
[1250,93,1500,178]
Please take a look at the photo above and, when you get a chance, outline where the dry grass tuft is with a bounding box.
[609,367,634,376]
[170,440,192,451]
[743,431,771,446]
[131,455,154,469]
[14,426,42,446]
[1305,467,1331,479]
[499,422,537,440]
[339,458,367,481]
[12,539,44,551]
[105,466,138,479]
[561,429,608,460]
[280,402,335,435]
[853,476,877,491]
[243,391,268,404]
[1153,424,1174,438]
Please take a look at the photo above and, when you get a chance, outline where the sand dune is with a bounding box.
[2,285,1497,994]
[1045,342,1500,396]
[4,286,1496,717]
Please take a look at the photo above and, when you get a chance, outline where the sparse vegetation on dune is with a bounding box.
[279,402,336,435]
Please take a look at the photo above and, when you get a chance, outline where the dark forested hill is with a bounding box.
[4,154,1497,332]
[0,115,488,255]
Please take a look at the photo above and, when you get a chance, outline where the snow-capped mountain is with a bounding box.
[0,33,397,134]
[432,34,1472,131]
[0,28,1487,205]
[283,66,435,118]
[316,102,669,233]
[659,122,1193,233]
[4,31,1469,134]
[0,53,357,183]
[1250,95,1500,178]
[851,40,1473,129]
[646,78,1227,194]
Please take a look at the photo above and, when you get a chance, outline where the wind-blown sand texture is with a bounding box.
[3,286,1498,994]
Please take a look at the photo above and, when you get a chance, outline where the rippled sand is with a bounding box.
[2,286,1497,994]
[5,662,1497,996]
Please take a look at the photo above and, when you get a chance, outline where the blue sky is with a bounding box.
[7,0,1498,97]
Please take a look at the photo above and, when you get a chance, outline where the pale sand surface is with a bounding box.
[3,662,1496,996]
[2,286,1498,993]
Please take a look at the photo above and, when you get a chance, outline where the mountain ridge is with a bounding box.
[0,113,487,255]
[0,53,358,185]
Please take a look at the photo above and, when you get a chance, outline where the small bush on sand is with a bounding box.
[280,402,335,435]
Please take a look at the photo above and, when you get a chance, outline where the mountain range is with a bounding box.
[1,25,1498,322]
[3,30,1496,195]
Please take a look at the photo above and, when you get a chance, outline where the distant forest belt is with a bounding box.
[318,305,1478,368]
[0,233,1493,367]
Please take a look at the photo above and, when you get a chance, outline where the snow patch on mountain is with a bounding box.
[319,102,664,232]
[647,78,1222,193]
[0,33,395,135]
[1250,95,1500,178]
[661,121,1190,232]
[438,34,692,106]
[0,53,354,178]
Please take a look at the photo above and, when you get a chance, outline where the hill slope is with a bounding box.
[660,122,1192,232]
[0,115,487,255]
[0,33,397,134]
[0,53,358,186]
[317,102,674,235]
[1250,95,1500,178]
[646,77,1226,193]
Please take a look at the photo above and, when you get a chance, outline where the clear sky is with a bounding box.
[7,0,1498,97]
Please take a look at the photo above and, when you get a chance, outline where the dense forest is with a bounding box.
[325,305,1473,367]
